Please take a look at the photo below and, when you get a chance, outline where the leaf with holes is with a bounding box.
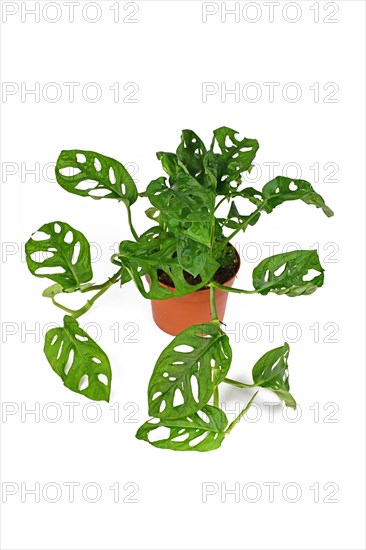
[252,343,296,408]
[176,129,207,180]
[148,322,232,420]
[136,405,228,452]
[156,152,187,178]
[262,176,334,217]
[211,127,259,194]
[146,174,215,245]
[176,236,211,278]
[25,221,92,290]
[55,150,138,204]
[44,315,111,401]
[221,198,262,230]
[253,250,325,297]
[118,227,219,299]
[145,207,161,224]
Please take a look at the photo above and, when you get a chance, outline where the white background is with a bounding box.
[1,1,365,549]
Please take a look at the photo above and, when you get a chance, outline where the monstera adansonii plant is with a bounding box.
[25,127,334,452]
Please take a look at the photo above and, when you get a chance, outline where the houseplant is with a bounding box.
[25,127,333,451]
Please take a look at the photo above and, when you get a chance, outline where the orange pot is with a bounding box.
[148,252,240,336]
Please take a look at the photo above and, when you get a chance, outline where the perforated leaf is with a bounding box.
[222,198,261,230]
[252,343,296,408]
[253,250,324,297]
[176,129,207,179]
[146,174,215,245]
[176,236,211,278]
[118,227,218,300]
[148,322,232,420]
[136,405,228,452]
[25,221,92,290]
[211,127,259,193]
[44,316,111,402]
[55,150,138,204]
[262,176,334,217]
[156,152,187,178]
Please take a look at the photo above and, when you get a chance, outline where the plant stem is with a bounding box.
[225,392,258,435]
[223,377,255,389]
[51,268,123,319]
[219,202,266,251]
[126,203,139,241]
[213,386,219,408]
[51,297,78,316]
[214,196,227,212]
[209,285,218,321]
[210,281,257,294]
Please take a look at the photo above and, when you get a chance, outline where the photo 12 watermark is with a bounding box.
[1,1,140,24]
[1,481,140,503]
[202,481,340,503]
[1,81,140,103]
[201,2,340,24]
[202,81,340,103]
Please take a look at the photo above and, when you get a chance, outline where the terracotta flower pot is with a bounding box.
[148,249,240,336]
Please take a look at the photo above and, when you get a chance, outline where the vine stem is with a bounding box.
[223,377,255,389]
[214,196,227,212]
[213,386,219,408]
[209,284,219,321]
[225,392,258,435]
[218,202,266,252]
[210,285,220,407]
[125,203,139,241]
[51,268,124,319]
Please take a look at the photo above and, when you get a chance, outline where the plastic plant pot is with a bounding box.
[147,248,240,336]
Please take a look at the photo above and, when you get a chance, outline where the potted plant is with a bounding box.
[25,127,333,451]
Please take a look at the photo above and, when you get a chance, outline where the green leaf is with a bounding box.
[176,236,216,278]
[252,343,296,408]
[146,173,215,246]
[202,150,219,189]
[44,315,112,402]
[42,283,64,298]
[156,152,187,178]
[118,227,218,299]
[148,322,232,420]
[55,150,138,204]
[145,207,161,224]
[25,221,93,290]
[253,250,324,297]
[222,198,261,230]
[211,127,259,193]
[136,405,228,452]
[176,129,207,180]
[262,176,334,217]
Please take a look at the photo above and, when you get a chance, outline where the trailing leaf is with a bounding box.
[55,150,138,204]
[146,174,215,246]
[25,221,92,291]
[148,322,232,420]
[262,176,334,217]
[118,227,218,299]
[136,405,228,452]
[252,343,296,408]
[253,250,324,296]
[44,315,112,401]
